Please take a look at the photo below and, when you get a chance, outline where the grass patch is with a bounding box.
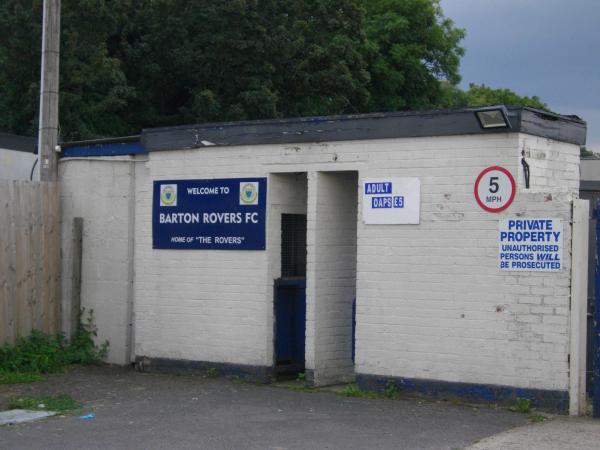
[529,413,547,423]
[340,383,383,399]
[7,394,81,413]
[0,310,108,384]
[0,371,42,384]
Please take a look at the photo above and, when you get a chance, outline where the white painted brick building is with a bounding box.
[59,107,589,413]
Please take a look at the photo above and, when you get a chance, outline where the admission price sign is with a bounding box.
[152,178,266,250]
[362,177,420,224]
[474,166,516,213]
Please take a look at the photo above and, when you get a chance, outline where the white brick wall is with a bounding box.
[356,135,579,391]
[60,132,581,392]
[60,158,136,364]
[305,172,358,385]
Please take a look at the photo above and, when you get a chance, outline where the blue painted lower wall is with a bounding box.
[134,356,568,412]
[135,356,274,383]
[356,374,569,413]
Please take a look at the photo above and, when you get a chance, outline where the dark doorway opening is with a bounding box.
[275,214,307,379]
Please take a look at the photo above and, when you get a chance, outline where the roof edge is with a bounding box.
[0,132,37,153]
[141,106,586,152]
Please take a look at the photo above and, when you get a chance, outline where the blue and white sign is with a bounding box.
[153,178,267,250]
[499,218,562,271]
[362,178,420,224]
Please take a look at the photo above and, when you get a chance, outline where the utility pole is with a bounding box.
[37,0,61,181]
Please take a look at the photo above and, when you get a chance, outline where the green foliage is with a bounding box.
[509,397,532,414]
[439,82,549,110]
[529,413,547,423]
[0,0,549,139]
[360,0,465,111]
[581,146,597,157]
[0,0,134,140]
[0,310,108,380]
[340,383,381,399]
[341,383,365,397]
[206,367,218,378]
[0,0,466,140]
[7,394,81,412]
[296,372,306,382]
[0,371,42,384]
[384,380,400,399]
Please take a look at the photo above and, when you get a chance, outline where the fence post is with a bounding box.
[570,199,590,415]
[70,217,83,337]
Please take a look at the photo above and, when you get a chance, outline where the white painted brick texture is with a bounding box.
[306,172,357,385]
[60,158,135,364]
[60,133,580,392]
[356,135,579,391]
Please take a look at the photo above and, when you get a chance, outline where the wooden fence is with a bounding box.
[0,180,60,345]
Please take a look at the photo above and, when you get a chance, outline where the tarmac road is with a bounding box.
[0,366,529,450]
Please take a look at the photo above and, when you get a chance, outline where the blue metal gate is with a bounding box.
[594,200,600,418]
[274,278,306,377]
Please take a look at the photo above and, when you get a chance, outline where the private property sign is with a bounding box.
[499,218,563,271]
[152,178,267,249]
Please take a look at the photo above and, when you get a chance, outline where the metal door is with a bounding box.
[274,278,306,377]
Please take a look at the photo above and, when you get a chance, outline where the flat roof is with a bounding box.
[142,106,586,152]
[0,133,37,153]
[60,106,587,157]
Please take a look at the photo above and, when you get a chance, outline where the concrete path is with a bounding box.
[466,416,600,450]
[0,409,56,425]
[1,366,531,449]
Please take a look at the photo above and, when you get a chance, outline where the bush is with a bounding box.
[0,310,109,379]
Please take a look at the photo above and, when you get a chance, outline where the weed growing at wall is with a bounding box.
[509,397,532,414]
[529,413,547,423]
[0,310,108,384]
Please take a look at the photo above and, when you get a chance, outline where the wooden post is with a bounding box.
[570,199,590,415]
[37,0,61,181]
[70,217,83,337]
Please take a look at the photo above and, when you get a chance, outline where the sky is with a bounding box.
[439,0,600,151]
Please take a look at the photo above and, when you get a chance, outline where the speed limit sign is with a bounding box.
[474,166,516,213]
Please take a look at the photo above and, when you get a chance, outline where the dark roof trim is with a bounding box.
[518,108,586,146]
[142,106,587,153]
[62,136,143,158]
[581,180,600,192]
[60,135,141,148]
[0,133,37,153]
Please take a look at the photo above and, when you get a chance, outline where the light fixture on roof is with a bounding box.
[475,106,512,129]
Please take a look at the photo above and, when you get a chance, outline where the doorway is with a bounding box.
[275,213,307,379]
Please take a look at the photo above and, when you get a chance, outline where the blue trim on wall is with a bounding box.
[135,356,274,383]
[356,374,569,413]
[63,141,144,157]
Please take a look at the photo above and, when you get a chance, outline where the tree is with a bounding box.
[0,0,467,139]
[438,82,549,111]
[114,0,370,127]
[359,0,465,111]
[0,0,134,140]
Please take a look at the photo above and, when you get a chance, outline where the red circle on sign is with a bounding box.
[474,166,516,213]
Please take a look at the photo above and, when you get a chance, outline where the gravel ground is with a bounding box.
[0,365,529,450]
